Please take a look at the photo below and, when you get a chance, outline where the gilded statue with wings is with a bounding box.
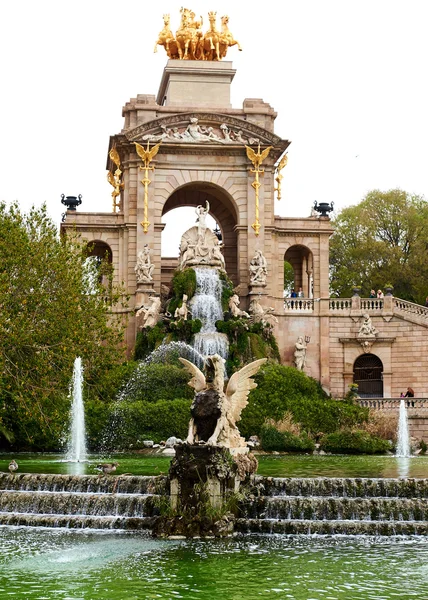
[179,354,267,449]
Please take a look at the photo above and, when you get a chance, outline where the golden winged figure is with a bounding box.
[109,147,121,168]
[245,144,273,170]
[179,355,267,448]
[134,141,161,167]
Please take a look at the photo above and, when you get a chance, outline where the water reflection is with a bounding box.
[396,456,411,478]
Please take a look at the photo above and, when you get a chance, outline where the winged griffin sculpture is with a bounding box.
[179,355,267,450]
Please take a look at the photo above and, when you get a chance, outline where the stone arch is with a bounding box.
[353,354,384,398]
[160,181,239,283]
[85,240,113,264]
[284,244,314,298]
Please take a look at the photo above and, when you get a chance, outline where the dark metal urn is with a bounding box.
[313,201,334,217]
[61,194,82,211]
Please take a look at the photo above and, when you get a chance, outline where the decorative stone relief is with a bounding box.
[358,313,378,337]
[141,117,260,145]
[178,214,225,271]
[229,294,249,318]
[136,296,162,328]
[135,245,154,284]
[249,250,268,286]
[249,298,278,326]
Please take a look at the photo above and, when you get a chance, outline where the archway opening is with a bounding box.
[161,182,238,287]
[284,245,314,298]
[353,354,384,398]
[84,241,113,290]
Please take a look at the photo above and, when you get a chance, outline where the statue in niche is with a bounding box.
[179,354,267,449]
[294,336,307,371]
[249,298,278,326]
[136,296,162,329]
[135,245,154,284]
[174,294,190,322]
[229,294,250,318]
[358,313,378,337]
[249,250,268,286]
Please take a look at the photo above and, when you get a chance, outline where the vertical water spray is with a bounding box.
[66,357,88,462]
[396,399,411,458]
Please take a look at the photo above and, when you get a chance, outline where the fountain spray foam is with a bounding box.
[66,357,88,462]
[396,398,411,458]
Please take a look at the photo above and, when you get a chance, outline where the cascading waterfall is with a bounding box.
[396,398,411,457]
[66,357,88,463]
[191,267,229,359]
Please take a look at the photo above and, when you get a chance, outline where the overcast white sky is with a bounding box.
[1,0,427,256]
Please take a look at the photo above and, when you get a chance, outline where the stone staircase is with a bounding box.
[236,476,428,535]
[0,473,167,530]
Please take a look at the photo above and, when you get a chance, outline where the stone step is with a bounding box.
[236,518,428,536]
[0,490,162,518]
[254,476,428,498]
[0,473,167,495]
[0,512,156,530]
[243,495,428,521]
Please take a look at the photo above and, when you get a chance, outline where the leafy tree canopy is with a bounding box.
[330,189,428,302]
[0,202,127,448]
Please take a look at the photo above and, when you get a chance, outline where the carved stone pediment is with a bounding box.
[125,112,290,156]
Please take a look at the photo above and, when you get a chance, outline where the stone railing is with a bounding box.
[356,398,428,410]
[360,298,384,311]
[394,298,428,319]
[284,298,314,312]
[329,298,352,312]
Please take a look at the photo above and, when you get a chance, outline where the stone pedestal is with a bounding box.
[152,444,258,538]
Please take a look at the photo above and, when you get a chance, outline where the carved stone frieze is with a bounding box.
[125,112,287,148]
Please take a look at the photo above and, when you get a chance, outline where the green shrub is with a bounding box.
[168,318,202,343]
[168,268,197,314]
[240,363,368,439]
[260,425,315,452]
[216,319,280,374]
[107,398,191,449]
[319,430,390,454]
[219,271,235,312]
[134,323,166,360]
[121,363,193,403]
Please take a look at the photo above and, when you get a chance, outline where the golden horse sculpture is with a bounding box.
[154,9,241,61]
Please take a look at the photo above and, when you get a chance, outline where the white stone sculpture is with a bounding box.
[136,296,162,329]
[179,354,267,449]
[139,117,260,146]
[135,244,154,284]
[229,294,250,318]
[294,336,307,371]
[174,294,190,321]
[249,250,268,286]
[249,298,278,326]
[358,313,378,337]
[179,225,225,270]
[195,200,210,242]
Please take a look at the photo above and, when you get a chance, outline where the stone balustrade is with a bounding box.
[394,298,428,319]
[329,298,352,312]
[284,298,315,312]
[356,398,428,410]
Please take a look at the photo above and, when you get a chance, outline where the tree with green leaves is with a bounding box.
[0,202,127,449]
[330,189,428,302]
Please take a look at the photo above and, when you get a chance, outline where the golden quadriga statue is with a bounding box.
[154,8,242,61]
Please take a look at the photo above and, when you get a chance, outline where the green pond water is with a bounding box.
[1,529,428,599]
[1,453,428,479]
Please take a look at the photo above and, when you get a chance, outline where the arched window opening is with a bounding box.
[84,241,113,291]
[284,245,314,299]
[353,354,384,398]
